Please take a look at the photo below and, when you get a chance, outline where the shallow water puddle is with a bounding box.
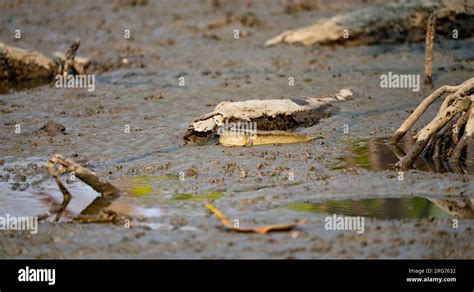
[114,174,222,217]
[0,172,221,222]
[285,196,473,219]
[0,178,162,221]
[0,180,99,219]
[333,137,473,174]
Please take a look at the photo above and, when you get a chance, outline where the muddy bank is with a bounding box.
[0,0,473,259]
[1,217,472,259]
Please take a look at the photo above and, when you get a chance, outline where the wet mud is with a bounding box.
[0,0,473,258]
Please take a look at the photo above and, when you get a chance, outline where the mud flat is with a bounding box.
[0,0,473,259]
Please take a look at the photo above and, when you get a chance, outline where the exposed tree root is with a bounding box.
[265,0,474,47]
[39,154,120,222]
[450,104,474,162]
[389,78,474,169]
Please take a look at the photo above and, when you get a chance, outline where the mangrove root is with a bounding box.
[184,88,353,143]
[389,78,474,169]
[39,154,120,222]
[265,0,474,47]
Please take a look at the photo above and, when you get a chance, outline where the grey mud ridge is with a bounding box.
[0,0,473,258]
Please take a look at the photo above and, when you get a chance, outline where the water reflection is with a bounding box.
[334,136,473,174]
[286,196,474,219]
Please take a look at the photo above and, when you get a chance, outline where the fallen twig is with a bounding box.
[205,203,308,234]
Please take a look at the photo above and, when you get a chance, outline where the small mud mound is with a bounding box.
[37,121,66,137]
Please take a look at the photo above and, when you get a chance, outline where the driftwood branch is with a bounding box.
[0,40,88,84]
[184,88,353,143]
[0,42,58,81]
[265,0,474,47]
